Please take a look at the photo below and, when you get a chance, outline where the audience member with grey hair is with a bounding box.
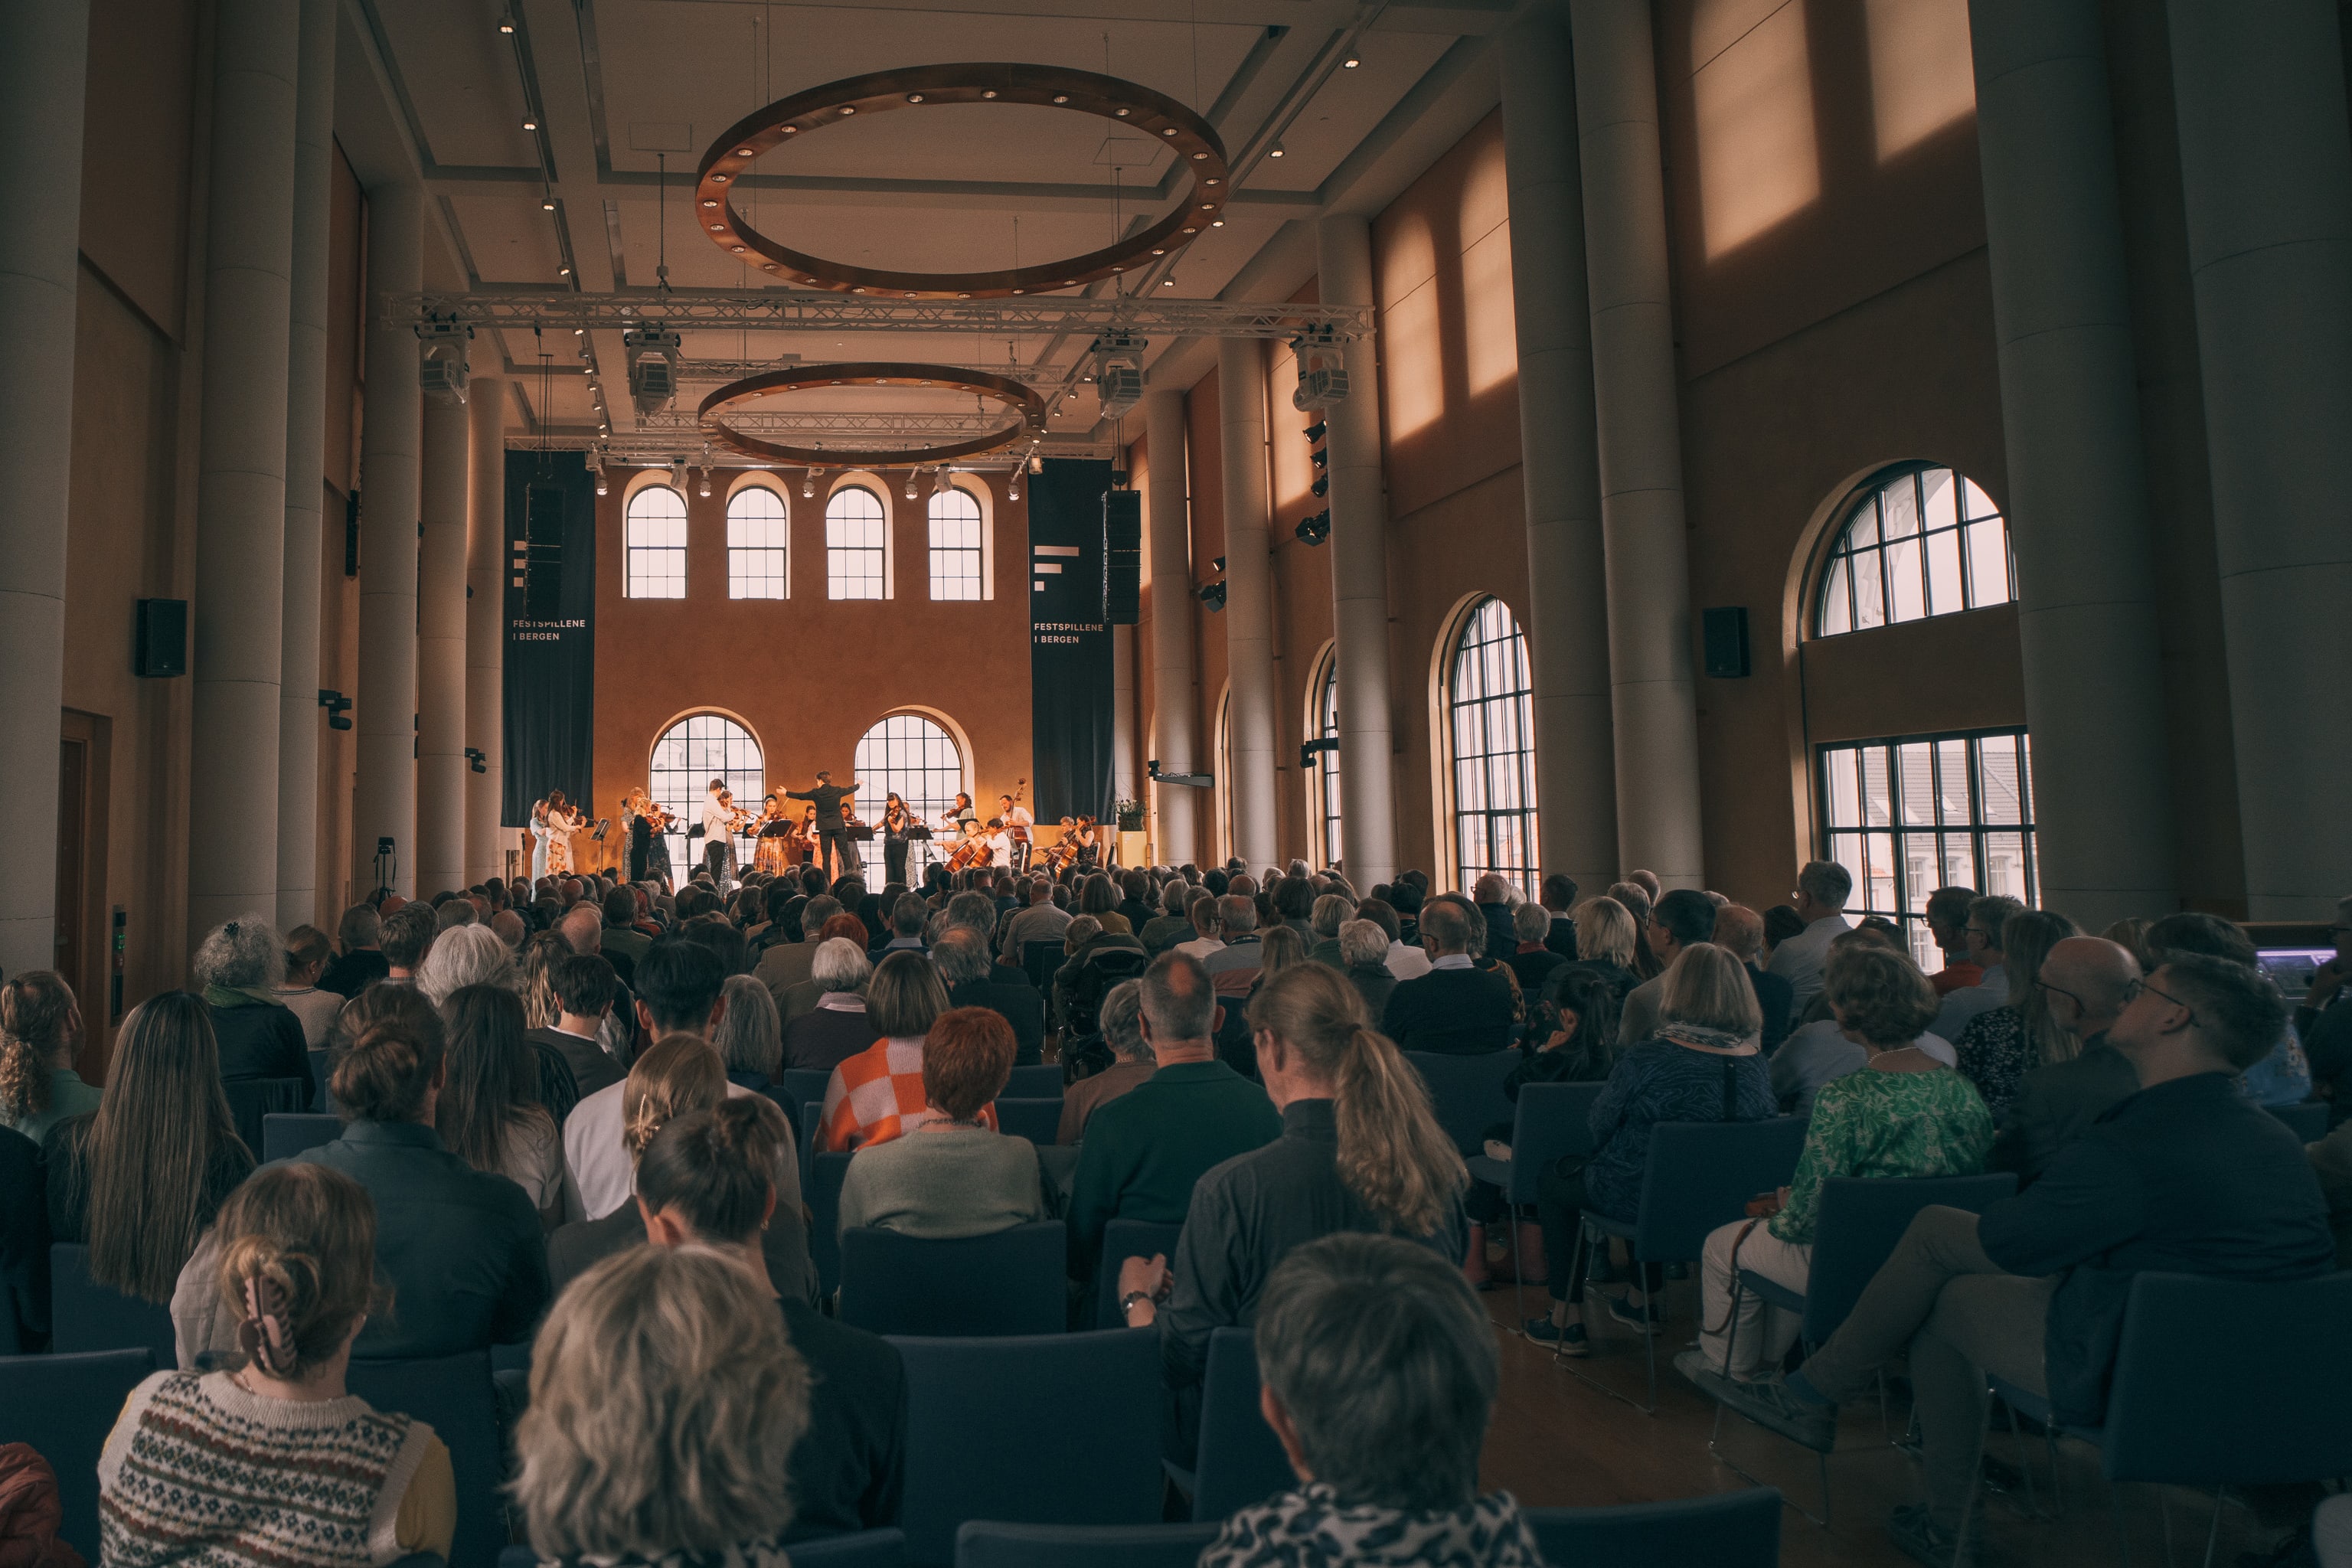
[1305,893,1357,968]
[713,974,783,1085]
[1505,900,1565,996]
[416,924,521,1008]
[492,909,528,951]
[782,937,877,1073]
[1200,1231,1541,1567]
[436,898,478,931]
[1338,920,1397,1021]
[1379,898,1516,1055]
[1200,894,1263,978]
[1766,859,1856,1016]
[196,915,313,1091]
[1057,978,1155,1145]
[755,893,843,1007]
[937,926,1047,1066]
[320,903,390,998]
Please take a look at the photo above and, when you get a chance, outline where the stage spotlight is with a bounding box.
[1197,580,1227,612]
[803,469,818,498]
[1269,141,1285,158]
[417,320,472,404]
[697,466,712,498]
[933,466,952,498]
[1304,421,1327,443]
[904,470,919,501]
[625,324,682,416]
[1007,470,1021,502]
[1295,509,1331,546]
[1311,475,1328,498]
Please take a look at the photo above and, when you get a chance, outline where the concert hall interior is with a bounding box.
[6,0,2352,1566]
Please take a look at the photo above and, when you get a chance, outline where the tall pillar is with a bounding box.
[466,379,505,888]
[416,393,469,899]
[276,0,335,935]
[1144,388,1198,867]
[354,181,423,900]
[0,0,88,978]
[1500,15,1618,897]
[1968,0,2174,929]
[1570,0,1704,887]
[1218,337,1279,869]
[188,0,302,939]
[1316,217,1400,890]
[2167,0,2352,918]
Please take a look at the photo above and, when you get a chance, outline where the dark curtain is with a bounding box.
[1028,459,1116,824]
[501,449,596,825]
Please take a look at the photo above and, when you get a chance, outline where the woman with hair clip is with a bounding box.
[635,1099,906,1541]
[439,985,566,1227]
[44,992,254,1310]
[1116,962,1466,1459]
[0,971,97,1145]
[99,1164,456,1566]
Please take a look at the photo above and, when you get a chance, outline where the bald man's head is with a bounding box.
[559,904,603,956]
[2039,936,2140,1037]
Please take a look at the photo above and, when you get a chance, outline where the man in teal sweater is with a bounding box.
[1068,952,1282,1275]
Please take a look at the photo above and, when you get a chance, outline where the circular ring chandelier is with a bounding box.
[697,363,1050,468]
[696,63,1230,299]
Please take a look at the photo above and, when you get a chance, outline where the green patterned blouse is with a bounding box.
[1769,1063,1995,1243]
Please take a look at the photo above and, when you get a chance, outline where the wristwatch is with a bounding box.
[1119,1289,1155,1320]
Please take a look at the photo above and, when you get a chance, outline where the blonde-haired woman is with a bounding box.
[100,1163,456,1566]
[516,1245,809,1567]
[1563,897,1639,1004]
[1527,943,1775,1353]
[1117,962,1465,1460]
[0,972,97,1145]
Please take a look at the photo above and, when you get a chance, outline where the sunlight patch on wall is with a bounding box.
[1462,223,1517,397]
[1865,0,1975,162]
[1693,0,1821,259]
[1269,346,1312,508]
[1379,214,1444,439]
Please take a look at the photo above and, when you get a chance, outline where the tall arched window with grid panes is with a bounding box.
[853,713,965,881]
[648,714,763,877]
[1810,466,2034,968]
[1308,648,1341,870]
[1444,597,1540,898]
[927,483,983,599]
[727,483,788,599]
[625,484,688,598]
[826,485,887,599]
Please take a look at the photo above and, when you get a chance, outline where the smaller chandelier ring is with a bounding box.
[697,363,1050,469]
[697,64,1230,299]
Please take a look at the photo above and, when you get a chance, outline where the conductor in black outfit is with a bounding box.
[788,770,862,882]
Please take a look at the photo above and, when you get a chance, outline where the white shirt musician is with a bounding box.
[701,779,739,881]
[998,795,1034,872]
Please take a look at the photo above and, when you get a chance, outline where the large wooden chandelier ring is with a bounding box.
[697,363,1050,468]
[697,64,1231,299]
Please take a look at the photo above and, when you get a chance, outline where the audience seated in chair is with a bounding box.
[714,973,784,1091]
[195,916,315,1102]
[1198,1231,1544,1568]
[1057,981,1152,1144]
[1695,951,2336,1567]
[318,904,391,999]
[1949,909,2079,1118]
[1710,905,1792,1058]
[1926,893,2024,1046]
[1557,897,1637,1006]
[1770,925,1955,1114]
[101,1164,456,1566]
[933,929,1045,1067]
[2144,910,2315,1109]
[1379,899,1516,1054]
[515,1246,810,1568]
[526,952,626,1102]
[817,951,980,1154]
[1527,943,1774,1354]
[1070,955,1282,1279]
[1678,943,1994,1388]
[1763,861,1857,1019]
[436,985,567,1227]
[1619,890,1720,1050]
[783,932,879,1073]
[43,992,255,1325]
[0,972,101,1147]
[275,925,347,1050]
[1116,963,1465,1459]
[1988,936,2142,1185]
[837,1008,1044,1241]
[635,1098,904,1541]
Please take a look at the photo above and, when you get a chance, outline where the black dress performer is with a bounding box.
[881,793,913,887]
[786,770,862,881]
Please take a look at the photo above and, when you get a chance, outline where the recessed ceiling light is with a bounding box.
[1152,248,1165,256]
[1161,127,1178,136]
[982,90,997,100]
[736,146,755,156]
[558,265,571,275]
[701,198,718,207]
[1269,142,1286,158]
[709,223,725,232]
[495,11,514,31]
[1205,177,1221,185]
[906,93,924,103]
[710,173,728,183]
[541,195,556,210]
[1052,94,1070,105]
[1114,107,1129,116]
[1191,151,1207,159]
[839,106,855,116]
[1210,219,1223,227]
[782,125,798,133]
[731,244,746,253]
[521,116,537,130]
[1161,277,1175,286]
[1343,55,1361,68]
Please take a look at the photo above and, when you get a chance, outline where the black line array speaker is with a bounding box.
[133,598,187,678]
[1702,606,1750,678]
[1103,488,1142,626]
[523,483,567,619]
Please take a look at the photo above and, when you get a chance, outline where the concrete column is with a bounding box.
[1218,337,1279,869]
[275,0,335,935]
[188,0,302,939]
[1570,0,1704,887]
[1112,622,1137,803]
[1144,388,1198,867]
[0,0,88,978]
[1500,15,1618,898]
[466,380,505,888]
[354,181,423,900]
[1316,217,1400,890]
[2167,0,2352,918]
[1968,0,2174,929]
[416,393,469,899]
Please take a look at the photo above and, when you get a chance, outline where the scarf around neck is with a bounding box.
[1202,1485,1546,1568]
[1656,1021,1758,1055]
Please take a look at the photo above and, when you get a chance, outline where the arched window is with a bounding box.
[649,713,763,874]
[1815,465,2011,635]
[852,712,965,881]
[1309,649,1341,869]
[826,485,887,599]
[727,484,788,599]
[1445,597,1540,899]
[927,484,983,600]
[626,484,688,598]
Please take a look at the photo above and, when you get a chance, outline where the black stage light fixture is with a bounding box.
[1294,510,1330,546]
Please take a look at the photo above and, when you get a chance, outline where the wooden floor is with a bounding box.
[1471,1273,2284,1566]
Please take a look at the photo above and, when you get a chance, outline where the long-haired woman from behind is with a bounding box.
[100,1164,456,1566]
[45,992,254,1304]
[1116,962,1465,1459]
[439,985,565,1226]
[0,972,98,1145]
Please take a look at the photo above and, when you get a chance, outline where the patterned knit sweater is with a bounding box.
[98,1371,438,1568]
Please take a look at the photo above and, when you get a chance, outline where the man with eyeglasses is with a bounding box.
[1765,861,1854,1017]
[1929,893,2024,1046]
[1698,951,2333,1567]
[1989,936,2143,1185]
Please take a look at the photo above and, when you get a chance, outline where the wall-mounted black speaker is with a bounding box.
[1702,606,1750,678]
[1102,489,1142,626]
[523,483,567,619]
[133,599,187,678]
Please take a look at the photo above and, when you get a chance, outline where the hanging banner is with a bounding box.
[1027,459,1116,825]
[501,449,596,827]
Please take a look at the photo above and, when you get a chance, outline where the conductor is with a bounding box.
[786,769,862,882]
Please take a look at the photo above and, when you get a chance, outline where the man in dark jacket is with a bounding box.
[1539,874,1580,961]
[786,770,862,880]
[1989,936,2141,1184]
[1380,898,1515,1054]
